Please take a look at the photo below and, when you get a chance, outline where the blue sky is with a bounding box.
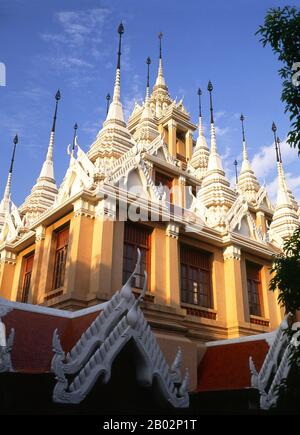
[0,0,299,205]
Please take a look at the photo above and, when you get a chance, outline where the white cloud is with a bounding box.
[267,173,300,203]
[215,111,226,121]
[251,139,297,179]
[40,8,112,80]
[42,8,110,51]
[215,126,230,136]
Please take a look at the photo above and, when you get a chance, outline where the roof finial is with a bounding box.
[106,93,111,115]
[72,123,78,153]
[51,90,61,133]
[117,22,124,70]
[46,90,61,162]
[197,88,202,118]
[9,134,18,174]
[277,136,282,163]
[272,122,280,162]
[240,113,245,142]
[207,81,214,124]
[154,32,166,89]
[110,23,125,108]
[158,32,163,59]
[4,134,18,201]
[240,113,249,161]
[146,57,151,101]
[234,159,238,184]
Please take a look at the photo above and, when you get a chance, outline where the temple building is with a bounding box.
[0,24,300,401]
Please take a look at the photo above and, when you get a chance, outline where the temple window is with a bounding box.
[246,261,263,317]
[21,253,34,303]
[122,222,151,289]
[180,245,212,308]
[52,225,69,290]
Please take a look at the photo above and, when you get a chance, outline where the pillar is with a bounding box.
[256,211,267,236]
[150,227,166,305]
[90,198,123,301]
[185,129,193,161]
[167,120,177,157]
[64,199,95,301]
[223,246,246,337]
[165,223,181,307]
[30,225,46,304]
[0,250,16,299]
[175,176,186,209]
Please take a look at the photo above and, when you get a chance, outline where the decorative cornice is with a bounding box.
[35,225,46,242]
[166,223,180,239]
[223,245,241,261]
[0,249,16,265]
[73,198,96,219]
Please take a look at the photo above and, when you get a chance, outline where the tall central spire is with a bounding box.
[39,90,61,181]
[89,22,134,162]
[105,22,126,123]
[154,32,167,90]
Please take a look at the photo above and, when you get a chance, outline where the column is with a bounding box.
[223,246,246,336]
[185,129,193,161]
[64,199,95,301]
[167,120,177,157]
[256,211,267,236]
[89,198,123,301]
[150,227,165,305]
[165,223,181,307]
[173,176,186,208]
[30,225,46,304]
[0,249,16,299]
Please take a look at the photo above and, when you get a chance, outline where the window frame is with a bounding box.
[52,225,70,291]
[21,252,35,303]
[122,222,152,290]
[246,261,264,317]
[180,244,213,309]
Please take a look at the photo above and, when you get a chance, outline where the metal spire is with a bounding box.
[72,123,78,153]
[46,90,61,163]
[117,22,124,70]
[240,114,245,142]
[106,93,111,115]
[207,81,214,124]
[197,88,202,118]
[145,56,151,101]
[158,32,163,59]
[234,159,238,184]
[110,23,125,108]
[9,134,18,174]
[51,90,61,133]
[277,136,282,163]
[4,134,18,201]
[272,122,280,162]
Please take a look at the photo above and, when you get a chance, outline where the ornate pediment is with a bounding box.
[51,250,189,408]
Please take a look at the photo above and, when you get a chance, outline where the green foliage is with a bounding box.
[256,6,300,152]
[270,227,300,313]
